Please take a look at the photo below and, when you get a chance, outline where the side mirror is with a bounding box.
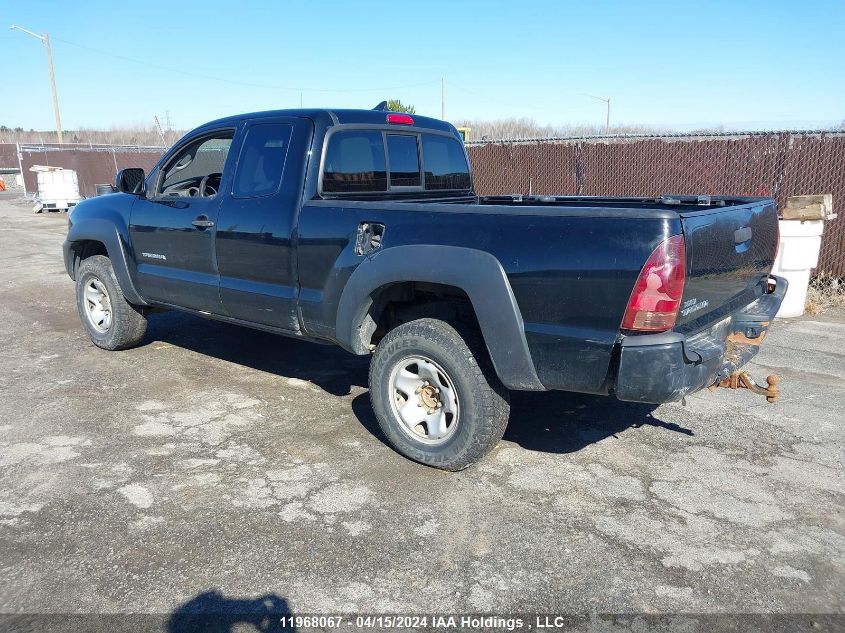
[115,168,146,195]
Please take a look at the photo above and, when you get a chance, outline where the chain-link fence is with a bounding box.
[15,143,164,198]
[5,131,844,300]
[466,130,845,280]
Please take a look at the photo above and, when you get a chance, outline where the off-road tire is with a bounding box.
[75,255,147,350]
[369,318,510,470]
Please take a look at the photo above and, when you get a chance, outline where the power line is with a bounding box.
[50,35,440,95]
[448,82,596,119]
[447,83,529,111]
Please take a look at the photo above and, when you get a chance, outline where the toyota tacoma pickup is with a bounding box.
[64,106,786,470]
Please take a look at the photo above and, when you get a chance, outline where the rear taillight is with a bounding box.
[621,234,686,333]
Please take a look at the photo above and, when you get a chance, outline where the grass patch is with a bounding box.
[806,274,845,315]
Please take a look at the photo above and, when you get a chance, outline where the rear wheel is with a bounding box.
[75,255,147,350]
[369,318,510,470]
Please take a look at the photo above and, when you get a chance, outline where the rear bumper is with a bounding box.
[613,275,788,403]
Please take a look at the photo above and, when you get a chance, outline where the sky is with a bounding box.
[2,0,844,133]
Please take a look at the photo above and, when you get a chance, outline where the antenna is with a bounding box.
[373,101,388,111]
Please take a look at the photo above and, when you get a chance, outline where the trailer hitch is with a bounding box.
[711,370,780,403]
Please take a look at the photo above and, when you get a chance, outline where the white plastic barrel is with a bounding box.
[771,219,825,318]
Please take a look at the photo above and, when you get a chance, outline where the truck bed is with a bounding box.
[484,194,780,332]
[298,192,778,397]
[424,194,780,332]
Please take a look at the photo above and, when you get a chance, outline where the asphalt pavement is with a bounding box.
[0,199,842,626]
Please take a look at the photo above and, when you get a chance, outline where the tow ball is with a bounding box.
[711,370,780,403]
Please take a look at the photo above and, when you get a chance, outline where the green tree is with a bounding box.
[386,99,415,114]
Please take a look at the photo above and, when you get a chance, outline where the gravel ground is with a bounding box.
[0,199,842,628]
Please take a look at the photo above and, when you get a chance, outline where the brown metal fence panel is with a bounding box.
[0,143,19,170]
[19,145,164,198]
[467,131,845,276]
[586,137,746,197]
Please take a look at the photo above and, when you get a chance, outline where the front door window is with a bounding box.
[159,132,234,198]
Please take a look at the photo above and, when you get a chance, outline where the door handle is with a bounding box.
[192,216,215,229]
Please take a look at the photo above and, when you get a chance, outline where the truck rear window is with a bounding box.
[321,129,470,195]
[386,134,421,187]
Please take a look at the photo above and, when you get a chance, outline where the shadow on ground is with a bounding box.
[351,389,693,455]
[168,590,295,632]
[145,310,693,456]
[145,310,370,397]
[505,389,693,453]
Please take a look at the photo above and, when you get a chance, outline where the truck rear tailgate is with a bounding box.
[675,198,779,331]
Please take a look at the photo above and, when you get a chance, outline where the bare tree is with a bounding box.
[453,117,667,141]
[0,125,184,146]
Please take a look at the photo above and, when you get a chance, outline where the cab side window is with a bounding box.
[233,123,294,198]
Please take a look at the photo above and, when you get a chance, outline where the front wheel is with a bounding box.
[75,255,147,350]
[369,318,510,471]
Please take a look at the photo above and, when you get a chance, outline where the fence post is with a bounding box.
[16,143,27,197]
[575,141,584,196]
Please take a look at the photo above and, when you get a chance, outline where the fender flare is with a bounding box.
[64,217,148,306]
[336,245,544,391]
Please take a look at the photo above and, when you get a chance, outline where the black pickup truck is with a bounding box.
[64,107,786,470]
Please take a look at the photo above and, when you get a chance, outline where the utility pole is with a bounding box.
[10,26,64,144]
[441,77,445,120]
[154,115,167,148]
[584,94,611,135]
